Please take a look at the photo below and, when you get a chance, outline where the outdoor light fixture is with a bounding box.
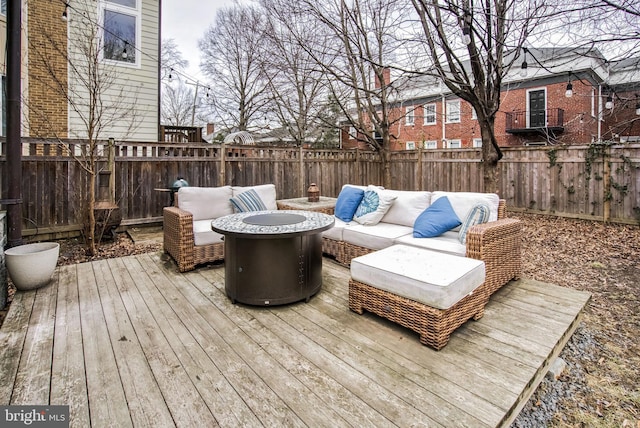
[605,94,613,110]
[520,48,528,78]
[122,42,128,59]
[462,26,471,45]
[565,82,573,98]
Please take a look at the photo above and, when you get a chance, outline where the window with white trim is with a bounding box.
[446,139,461,148]
[471,107,477,120]
[446,100,460,123]
[472,138,482,148]
[348,126,356,139]
[423,103,436,125]
[405,141,415,150]
[100,0,139,65]
[405,107,415,125]
[423,140,437,149]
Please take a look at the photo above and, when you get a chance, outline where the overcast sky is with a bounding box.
[161,0,236,81]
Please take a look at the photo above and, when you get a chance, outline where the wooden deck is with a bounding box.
[0,253,591,427]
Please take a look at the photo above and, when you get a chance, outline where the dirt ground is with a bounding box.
[1,213,638,426]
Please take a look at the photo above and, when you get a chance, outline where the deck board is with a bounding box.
[0,252,591,427]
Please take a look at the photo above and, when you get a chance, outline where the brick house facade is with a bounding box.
[341,48,640,150]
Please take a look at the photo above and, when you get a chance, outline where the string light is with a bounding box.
[565,82,573,98]
[57,0,212,92]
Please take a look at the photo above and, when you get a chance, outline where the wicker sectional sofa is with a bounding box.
[163,184,278,272]
[322,185,523,297]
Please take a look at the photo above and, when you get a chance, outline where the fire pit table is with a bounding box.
[211,210,334,306]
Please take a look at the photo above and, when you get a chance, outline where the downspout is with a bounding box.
[5,0,23,247]
[441,94,446,147]
[597,84,602,142]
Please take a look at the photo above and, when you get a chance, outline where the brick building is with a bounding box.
[341,48,640,150]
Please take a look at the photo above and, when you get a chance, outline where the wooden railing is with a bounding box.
[0,139,638,239]
[159,125,203,143]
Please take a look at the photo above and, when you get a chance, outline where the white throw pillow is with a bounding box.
[353,186,397,225]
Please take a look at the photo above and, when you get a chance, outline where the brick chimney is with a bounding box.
[206,123,215,135]
[374,68,391,89]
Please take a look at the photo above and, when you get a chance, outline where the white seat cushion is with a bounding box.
[322,218,352,241]
[192,220,225,246]
[350,245,485,310]
[342,222,413,250]
[395,231,466,256]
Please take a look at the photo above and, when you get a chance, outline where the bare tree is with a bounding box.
[198,4,271,132]
[275,0,415,187]
[410,0,550,192]
[161,38,189,81]
[160,39,195,126]
[257,1,337,146]
[25,0,143,255]
[161,83,196,126]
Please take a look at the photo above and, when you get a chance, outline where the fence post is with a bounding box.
[603,144,611,222]
[219,143,226,186]
[300,146,305,197]
[417,146,423,191]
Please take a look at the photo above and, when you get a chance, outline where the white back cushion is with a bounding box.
[178,186,234,221]
[380,190,432,226]
[231,184,277,210]
[431,191,500,224]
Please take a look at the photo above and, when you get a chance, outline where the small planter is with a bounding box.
[5,242,60,291]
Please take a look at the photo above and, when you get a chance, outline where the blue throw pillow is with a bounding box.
[230,189,268,212]
[413,196,462,238]
[335,186,365,222]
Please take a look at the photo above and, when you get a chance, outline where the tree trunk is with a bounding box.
[86,170,97,256]
[480,120,502,193]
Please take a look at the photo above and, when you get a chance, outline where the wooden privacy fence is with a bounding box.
[0,139,638,239]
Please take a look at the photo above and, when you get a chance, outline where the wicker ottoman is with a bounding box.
[349,245,487,350]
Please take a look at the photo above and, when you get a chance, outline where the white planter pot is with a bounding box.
[5,242,60,291]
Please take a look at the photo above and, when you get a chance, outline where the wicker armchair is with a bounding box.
[163,184,278,272]
[163,206,224,272]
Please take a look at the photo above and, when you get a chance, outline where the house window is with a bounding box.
[471,107,477,120]
[472,138,482,148]
[446,100,460,123]
[405,107,415,125]
[349,126,356,139]
[446,139,461,148]
[423,140,437,149]
[527,88,546,127]
[423,103,436,125]
[101,0,139,65]
[405,141,415,150]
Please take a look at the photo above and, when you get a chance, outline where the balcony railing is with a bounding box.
[505,108,565,134]
[160,125,203,143]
